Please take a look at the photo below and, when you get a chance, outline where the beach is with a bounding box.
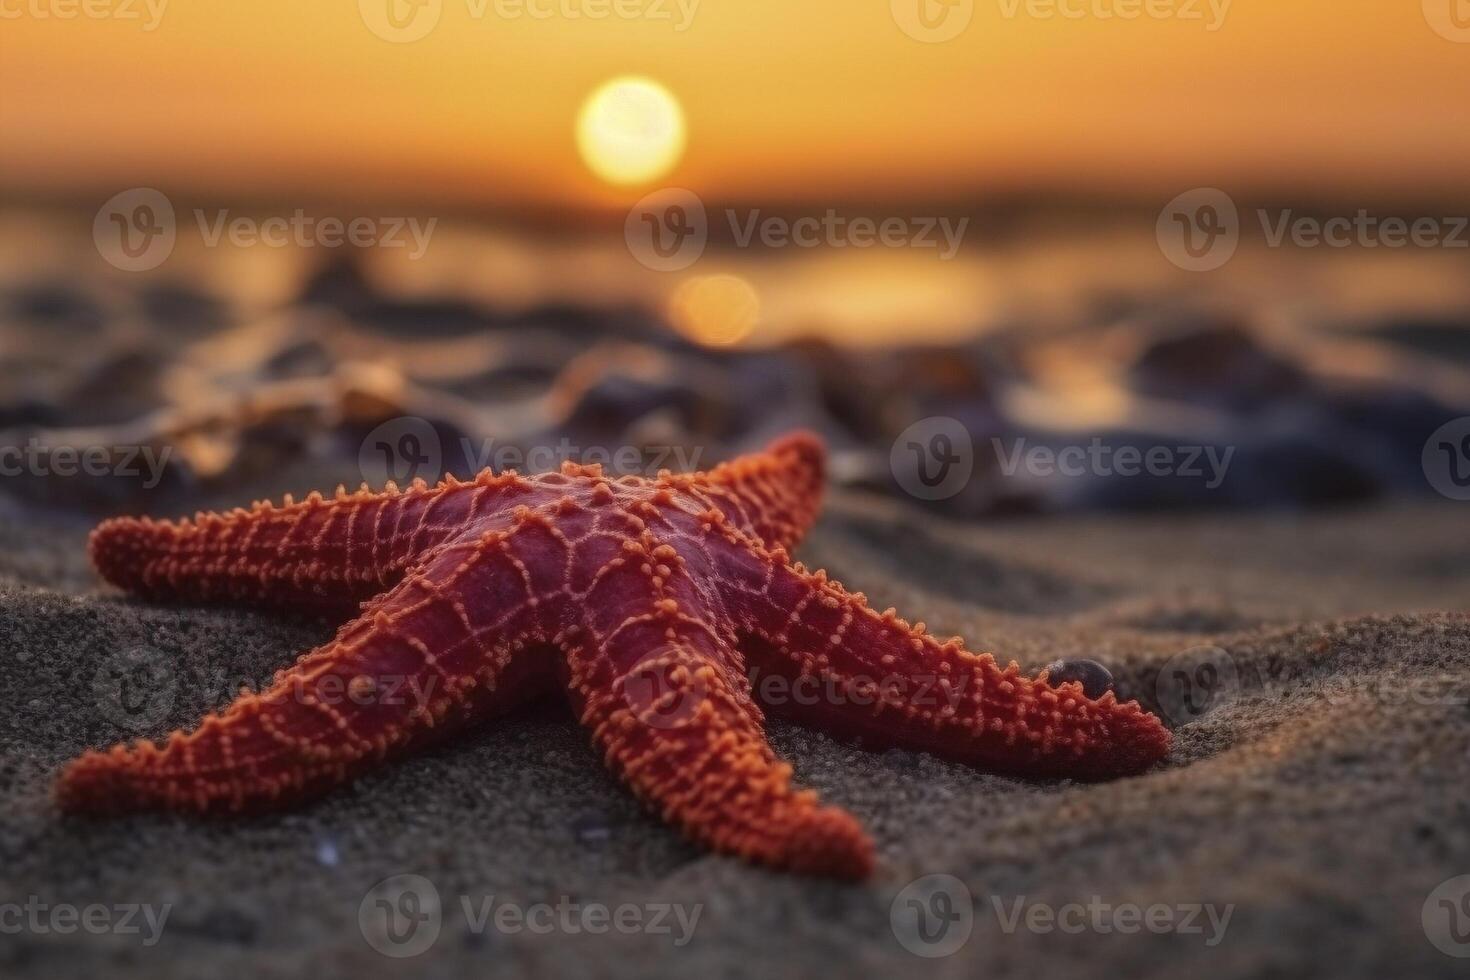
[6,2,1470,974]
[3,488,1467,978]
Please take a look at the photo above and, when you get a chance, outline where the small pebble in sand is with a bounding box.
[314,839,340,867]
[1042,659,1114,700]
[571,811,613,845]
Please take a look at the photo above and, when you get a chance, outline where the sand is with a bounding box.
[1,491,1468,979]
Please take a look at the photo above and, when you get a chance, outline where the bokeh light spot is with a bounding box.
[668,274,759,347]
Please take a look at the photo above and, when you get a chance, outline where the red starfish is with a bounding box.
[57,432,1169,877]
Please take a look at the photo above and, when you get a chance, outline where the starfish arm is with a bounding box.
[57,518,567,814]
[563,614,874,878]
[728,551,1171,779]
[697,431,827,552]
[88,472,533,615]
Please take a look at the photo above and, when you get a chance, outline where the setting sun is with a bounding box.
[575,76,686,187]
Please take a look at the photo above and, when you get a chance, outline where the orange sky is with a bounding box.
[2,1,1468,209]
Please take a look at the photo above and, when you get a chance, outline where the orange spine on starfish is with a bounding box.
[58,430,1168,879]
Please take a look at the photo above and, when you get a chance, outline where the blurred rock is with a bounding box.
[4,281,105,331]
[1357,315,1470,365]
[1128,316,1307,411]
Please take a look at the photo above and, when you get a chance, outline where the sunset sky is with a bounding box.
[3,1,1469,211]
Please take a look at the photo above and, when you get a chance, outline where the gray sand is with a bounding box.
[2,492,1468,978]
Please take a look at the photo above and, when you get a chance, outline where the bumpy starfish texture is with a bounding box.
[57,432,1169,877]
